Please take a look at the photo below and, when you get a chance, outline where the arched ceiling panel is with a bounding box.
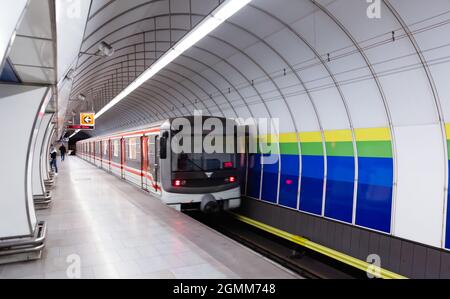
[66,0,450,141]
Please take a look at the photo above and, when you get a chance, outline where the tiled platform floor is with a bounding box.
[0,157,299,279]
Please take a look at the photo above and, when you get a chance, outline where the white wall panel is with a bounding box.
[0,0,27,68]
[378,70,438,126]
[429,63,450,121]
[265,100,295,133]
[245,102,270,122]
[310,88,350,130]
[341,81,388,128]
[0,85,48,239]
[391,0,450,26]
[32,113,53,197]
[252,0,316,25]
[84,0,167,45]
[394,124,446,247]
[286,95,321,132]
[17,0,52,39]
[41,124,55,181]
[9,37,54,68]
[264,28,315,67]
[56,0,91,80]
[13,65,55,84]
[329,56,388,127]
[322,0,398,42]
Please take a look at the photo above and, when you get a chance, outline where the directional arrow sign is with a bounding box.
[83,116,92,123]
[80,113,95,126]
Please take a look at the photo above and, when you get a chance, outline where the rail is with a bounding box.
[230,213,406,279]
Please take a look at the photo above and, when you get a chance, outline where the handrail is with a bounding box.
[0,221,46,249]
[0,244,45,257]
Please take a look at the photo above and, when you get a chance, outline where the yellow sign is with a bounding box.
[80,113,95,126]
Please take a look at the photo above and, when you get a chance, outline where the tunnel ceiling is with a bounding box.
[68,0,450,137]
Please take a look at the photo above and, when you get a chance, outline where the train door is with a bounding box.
[89,142,92,162]
[123,136,142,186]
[95,141,101,168]
[92,142,95,163]
[99,141,103,168]
[121,138,125,179]
[142,136,149,190]
[111,138,122,177]
[148,135,161,193]
[102,139,110,172]
[108,139,112,172]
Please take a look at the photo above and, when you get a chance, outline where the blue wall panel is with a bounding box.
[355,157,393,233]
[247,154,261,199]
[299,155,324,215]
[279,154,299,209]
[239,153,248,196]
[324,156,355,223]
[261,154,279,203]
[0,59,20,83]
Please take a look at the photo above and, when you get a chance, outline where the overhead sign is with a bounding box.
[80,113,95,126]
[67,125,95,130]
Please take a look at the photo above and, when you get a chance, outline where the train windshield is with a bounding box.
[172,152,236,172]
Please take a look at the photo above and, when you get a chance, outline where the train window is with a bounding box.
[104,141,108,155]
[128,138,137,160]
[113,140,119,157]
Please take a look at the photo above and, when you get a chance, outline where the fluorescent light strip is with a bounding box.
[95,0,251,120]
[69,129,80,139]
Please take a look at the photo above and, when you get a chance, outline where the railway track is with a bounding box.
[186,211,367,279]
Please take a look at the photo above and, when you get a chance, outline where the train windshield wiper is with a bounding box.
[185,158,205,172]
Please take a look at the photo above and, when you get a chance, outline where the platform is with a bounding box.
[0,157,298,279]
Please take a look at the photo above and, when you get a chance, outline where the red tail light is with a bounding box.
[173,180,186,187]
[223,162,233,168]
[285,179,293,185]
[229,176,236,183]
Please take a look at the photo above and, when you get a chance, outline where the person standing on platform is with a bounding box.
[50,146,58,175]
[59,143,67,162]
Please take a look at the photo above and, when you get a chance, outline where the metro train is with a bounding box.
[76,116,242,212]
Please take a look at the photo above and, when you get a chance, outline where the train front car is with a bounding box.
[159,116,241,213]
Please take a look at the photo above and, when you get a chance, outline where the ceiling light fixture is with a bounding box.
[65,68,76,80]
[78,94,87,101]
[79,41,115,58]
[70,0,251,139]
[97,41,115,57]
